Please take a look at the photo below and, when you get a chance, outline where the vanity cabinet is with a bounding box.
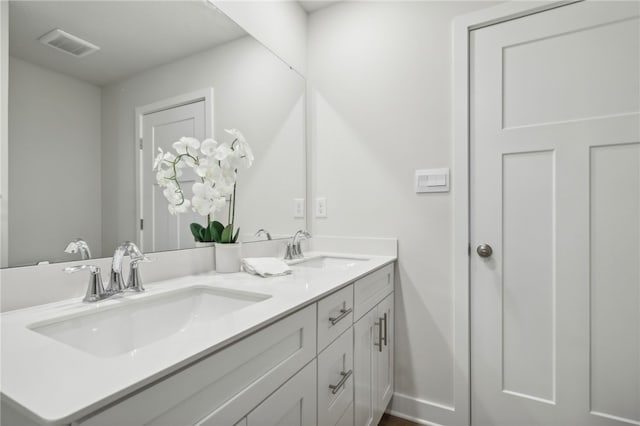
[76,305,317,426]
[57,262,394,426]
[353,265,395,426]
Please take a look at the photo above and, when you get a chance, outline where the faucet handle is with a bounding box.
[64,265,106,303]
[126,256,152,292]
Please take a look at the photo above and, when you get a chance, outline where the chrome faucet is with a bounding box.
[255,228,272,240]
[107,241,148,294]
[285,230,311,260]
[64,241,151,303]
[64,238,92,260]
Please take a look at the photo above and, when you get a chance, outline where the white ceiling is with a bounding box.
[9,1,247,86]
[298,0,342,13]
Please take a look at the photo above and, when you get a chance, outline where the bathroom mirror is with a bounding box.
[3,0,306,268]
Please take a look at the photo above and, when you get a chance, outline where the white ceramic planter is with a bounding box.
[214,243,242,273]
[194,242,215,248]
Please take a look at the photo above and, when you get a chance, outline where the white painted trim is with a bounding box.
[134,88,215,249]
[0,0,9,268]
[451,2,580,426]
[389,393,452,426]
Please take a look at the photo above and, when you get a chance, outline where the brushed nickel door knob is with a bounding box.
[477,244,493,258]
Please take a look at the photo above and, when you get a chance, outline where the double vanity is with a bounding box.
[0,250,396,426]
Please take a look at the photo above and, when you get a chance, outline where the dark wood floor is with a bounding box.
[379,413,421,426]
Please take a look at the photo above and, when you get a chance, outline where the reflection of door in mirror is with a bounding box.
[139,94,211,253]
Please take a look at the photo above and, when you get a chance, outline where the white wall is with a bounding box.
[1,0,8,268]
[213,0,307,76]
[8,57,102,267]
[307,2,497,424]
[101,35,305,255]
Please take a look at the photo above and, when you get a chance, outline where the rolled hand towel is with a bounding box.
[241,257,292,277]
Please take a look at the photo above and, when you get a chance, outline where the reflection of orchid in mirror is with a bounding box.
[153,129,253,244]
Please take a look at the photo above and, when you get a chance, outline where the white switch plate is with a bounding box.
[293,198,305,218]
[315,197,327,218]
[415,168,450,193]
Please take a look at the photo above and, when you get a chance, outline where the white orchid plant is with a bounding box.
[153,129,253,244]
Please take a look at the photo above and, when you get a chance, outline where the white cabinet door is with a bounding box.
[247,361,317,426]
[375,293,394,419]
[354,308,377,426]
[354,293,395,426]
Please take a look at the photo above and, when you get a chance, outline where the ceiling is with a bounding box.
[298,0,342,13]
[9,1,247,86]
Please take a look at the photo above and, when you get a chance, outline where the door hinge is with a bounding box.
[139,138,143,150]
[140,219,144,230]
[468,243,471,256]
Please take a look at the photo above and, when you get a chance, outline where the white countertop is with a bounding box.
[0,252,395,425]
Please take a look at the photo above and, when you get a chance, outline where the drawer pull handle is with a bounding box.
[375,317,384,352]
[329,369,353,394]
[382,312,388,347]
[329,304,352,326]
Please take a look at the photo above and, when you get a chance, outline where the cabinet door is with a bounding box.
[247,361,317,426]
[353,308,377,426]
[376,293,394,420]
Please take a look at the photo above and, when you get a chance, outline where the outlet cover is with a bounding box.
[293,198,305,218]
[315,197,327,218]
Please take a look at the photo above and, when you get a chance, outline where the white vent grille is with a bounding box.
[38,29,100,58]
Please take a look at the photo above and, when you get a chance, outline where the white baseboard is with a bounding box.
[389,392,464,426]
[387,409,444,426]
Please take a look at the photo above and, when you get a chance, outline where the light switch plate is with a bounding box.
[293,198,305,218]
[415,168,450,193]
[315,197,327,218]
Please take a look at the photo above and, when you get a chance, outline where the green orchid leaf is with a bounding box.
[190,223,204,242]
[203,226,212,242]
[232,227,240,243]
[209,220,224,243]
[209,222,221,243]
[199,227,207,242]
[221,224,234,243]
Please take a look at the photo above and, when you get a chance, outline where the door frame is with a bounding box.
[134,88,214,248]
[451,2,580,425]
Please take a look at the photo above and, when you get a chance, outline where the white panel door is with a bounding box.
[470,2,640,425]
[141,101,205,253]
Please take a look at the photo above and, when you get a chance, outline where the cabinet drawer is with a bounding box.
[317,284,354,352]
[77,304,317,426]
[354,263,394,321]
[318,327,354,426]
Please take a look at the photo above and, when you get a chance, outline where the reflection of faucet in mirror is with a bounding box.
[107,241,149,294]
[64,238,92,260]
[285,230,311,260]
[255,229,272,240]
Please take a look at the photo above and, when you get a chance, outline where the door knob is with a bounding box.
[476,244,493,258]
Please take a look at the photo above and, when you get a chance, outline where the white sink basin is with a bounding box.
[290,256,368,269]
[29,286,270,358]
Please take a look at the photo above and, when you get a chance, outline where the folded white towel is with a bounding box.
[241,257,292,277]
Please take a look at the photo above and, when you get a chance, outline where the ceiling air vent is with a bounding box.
[38,29,100,58]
